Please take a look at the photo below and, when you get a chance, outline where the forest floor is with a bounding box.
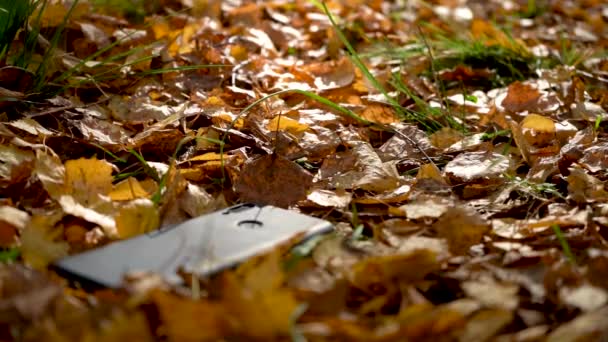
[2,0,608,340]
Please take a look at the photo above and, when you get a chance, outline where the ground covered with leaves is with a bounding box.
[2,0,608,340]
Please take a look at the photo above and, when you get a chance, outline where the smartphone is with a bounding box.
[53,203,333,288]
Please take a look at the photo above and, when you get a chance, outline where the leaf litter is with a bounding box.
[2,0,608,340]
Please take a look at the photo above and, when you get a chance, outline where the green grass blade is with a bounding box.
[313,1,408,120]
[551,224,576,264]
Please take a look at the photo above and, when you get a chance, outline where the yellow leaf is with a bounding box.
[151,20,171,39]
[222,250,298,338]
[115,199,160,239]
[267,116,309,136]
[110,177,150,201]
[37,2,89,28]
[187,152,224,162]
[521,113,556,147]
[152,290,226,342]
[521,113,555,132]
[21,213,68,269]
[230,44,249,61]
[64,158,114,202]
[417,163,445,183]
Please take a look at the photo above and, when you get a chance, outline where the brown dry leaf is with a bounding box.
[34,149,66,199]
[353,184,410,204]
[0,206,29,247]
[357,104,400,124]
[580,142,608,173]
[433,206,490,255]
[462,277,519,310]
[378,125,436,161]
[0,264,63,322]
[21,213,69,269]
[305,189,352,208]
[444,151,510,184]
[430,127,465,150]
[547,306,608,341]
[7,118,55,137]
[471,19,528,54]
[559,284,608,312]
[152,290,227,342]
[492,209,587,239]
[459,309,514,342]
[348,246,443,291]
[395,303,468,340]
[82,311,154,342]
[330,142,400,192]
[501,81,541,113]
[222,250,298,339]
[178,183,225,218]
[444,151,510,198]
[115,199,160,239]
[235,154,312,208]
[0,145,35,187]
[390,197,449,220]
[567,167,608,203]
[509,119,531,163]
[312,234,366,275]
[303,56,355,91]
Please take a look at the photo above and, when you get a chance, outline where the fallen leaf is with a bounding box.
[547,307,608,341]
[21,213,69,269]
[560,284,608,312]
[391,197,449,220]
[501,81,540,113]
[462,277,519,310]
[459,309,514,342]
[306,189,352,208]
[433,206,490,255]
[235,154,313,208]
[567,167,608,203]
[82,310,155,342]
[266,116,309,136]
[221,250,299,339]
[152,290,227,342]
[378,125,436,161]
[0,206,29,247]
[521,113,556,147]
[331,142,400,192]
[115,199,160,239]
[430,127,465,150]
[580,142,608,173]
[348,247,443,291]
[34,149,65,199]
[444,151,510,198]
[0,264,62,322]
[109,177,150,201]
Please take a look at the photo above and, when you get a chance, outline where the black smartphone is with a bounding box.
[53,203,333,288]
